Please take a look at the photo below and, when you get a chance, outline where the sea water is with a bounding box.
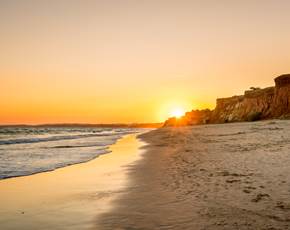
[0,127,138,179]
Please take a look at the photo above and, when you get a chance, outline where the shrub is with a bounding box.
[247,112,262,121]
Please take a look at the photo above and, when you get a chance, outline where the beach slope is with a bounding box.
[99,120,290,229]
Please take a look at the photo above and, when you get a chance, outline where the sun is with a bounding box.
[158,100,192,121]
[170,108,185,118]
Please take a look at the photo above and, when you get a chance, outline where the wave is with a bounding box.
[0,127,108,135]
[0,130,136,146]
[0,127,139,180]
[0,148,110,180]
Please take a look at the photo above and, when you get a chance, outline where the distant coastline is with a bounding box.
[0,123,163,129]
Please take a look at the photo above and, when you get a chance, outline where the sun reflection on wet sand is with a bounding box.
[0,133,146,230]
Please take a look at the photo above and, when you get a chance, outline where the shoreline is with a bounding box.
[0,148,109,181]
[0,133,146,230]
[0,128,140,180]
[98,120,290,229]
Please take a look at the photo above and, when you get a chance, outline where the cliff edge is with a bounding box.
[164,74,290,126]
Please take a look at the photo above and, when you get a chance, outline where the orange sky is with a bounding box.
[1,0,290,124]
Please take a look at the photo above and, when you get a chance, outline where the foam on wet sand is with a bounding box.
[0,134,145,230]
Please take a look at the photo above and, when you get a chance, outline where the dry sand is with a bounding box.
[98,120,290,230]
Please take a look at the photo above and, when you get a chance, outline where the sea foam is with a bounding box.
[0,127,138,179]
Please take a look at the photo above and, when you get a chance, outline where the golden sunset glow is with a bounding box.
[156,99,193,122]
[170,108,185,118]
[0,1,290,124]
[0,2,289,230]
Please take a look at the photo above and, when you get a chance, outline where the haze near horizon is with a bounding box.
[1,0,290,124]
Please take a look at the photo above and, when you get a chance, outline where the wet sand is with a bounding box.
[0,134,145,230]
[98,120,290,230]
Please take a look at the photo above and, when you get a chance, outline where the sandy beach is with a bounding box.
[0,134,145,230]
[1,121,289,230]
[99,120,290,229]
[2,1,290,229]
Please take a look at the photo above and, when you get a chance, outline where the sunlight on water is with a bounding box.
[0,127,138,179]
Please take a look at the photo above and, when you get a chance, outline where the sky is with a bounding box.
[1,0,290,124]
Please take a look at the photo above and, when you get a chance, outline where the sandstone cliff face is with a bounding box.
[211,87,275,123]
[163,74,290,126]
[271,75,290,118]
[211,74,290,123]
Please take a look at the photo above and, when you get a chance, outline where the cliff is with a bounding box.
[211,87,275,123]
[212,74,290,123]
[164,74,290,126]
[271,75,290,118]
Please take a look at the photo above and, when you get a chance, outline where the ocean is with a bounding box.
[0,127,138,179]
